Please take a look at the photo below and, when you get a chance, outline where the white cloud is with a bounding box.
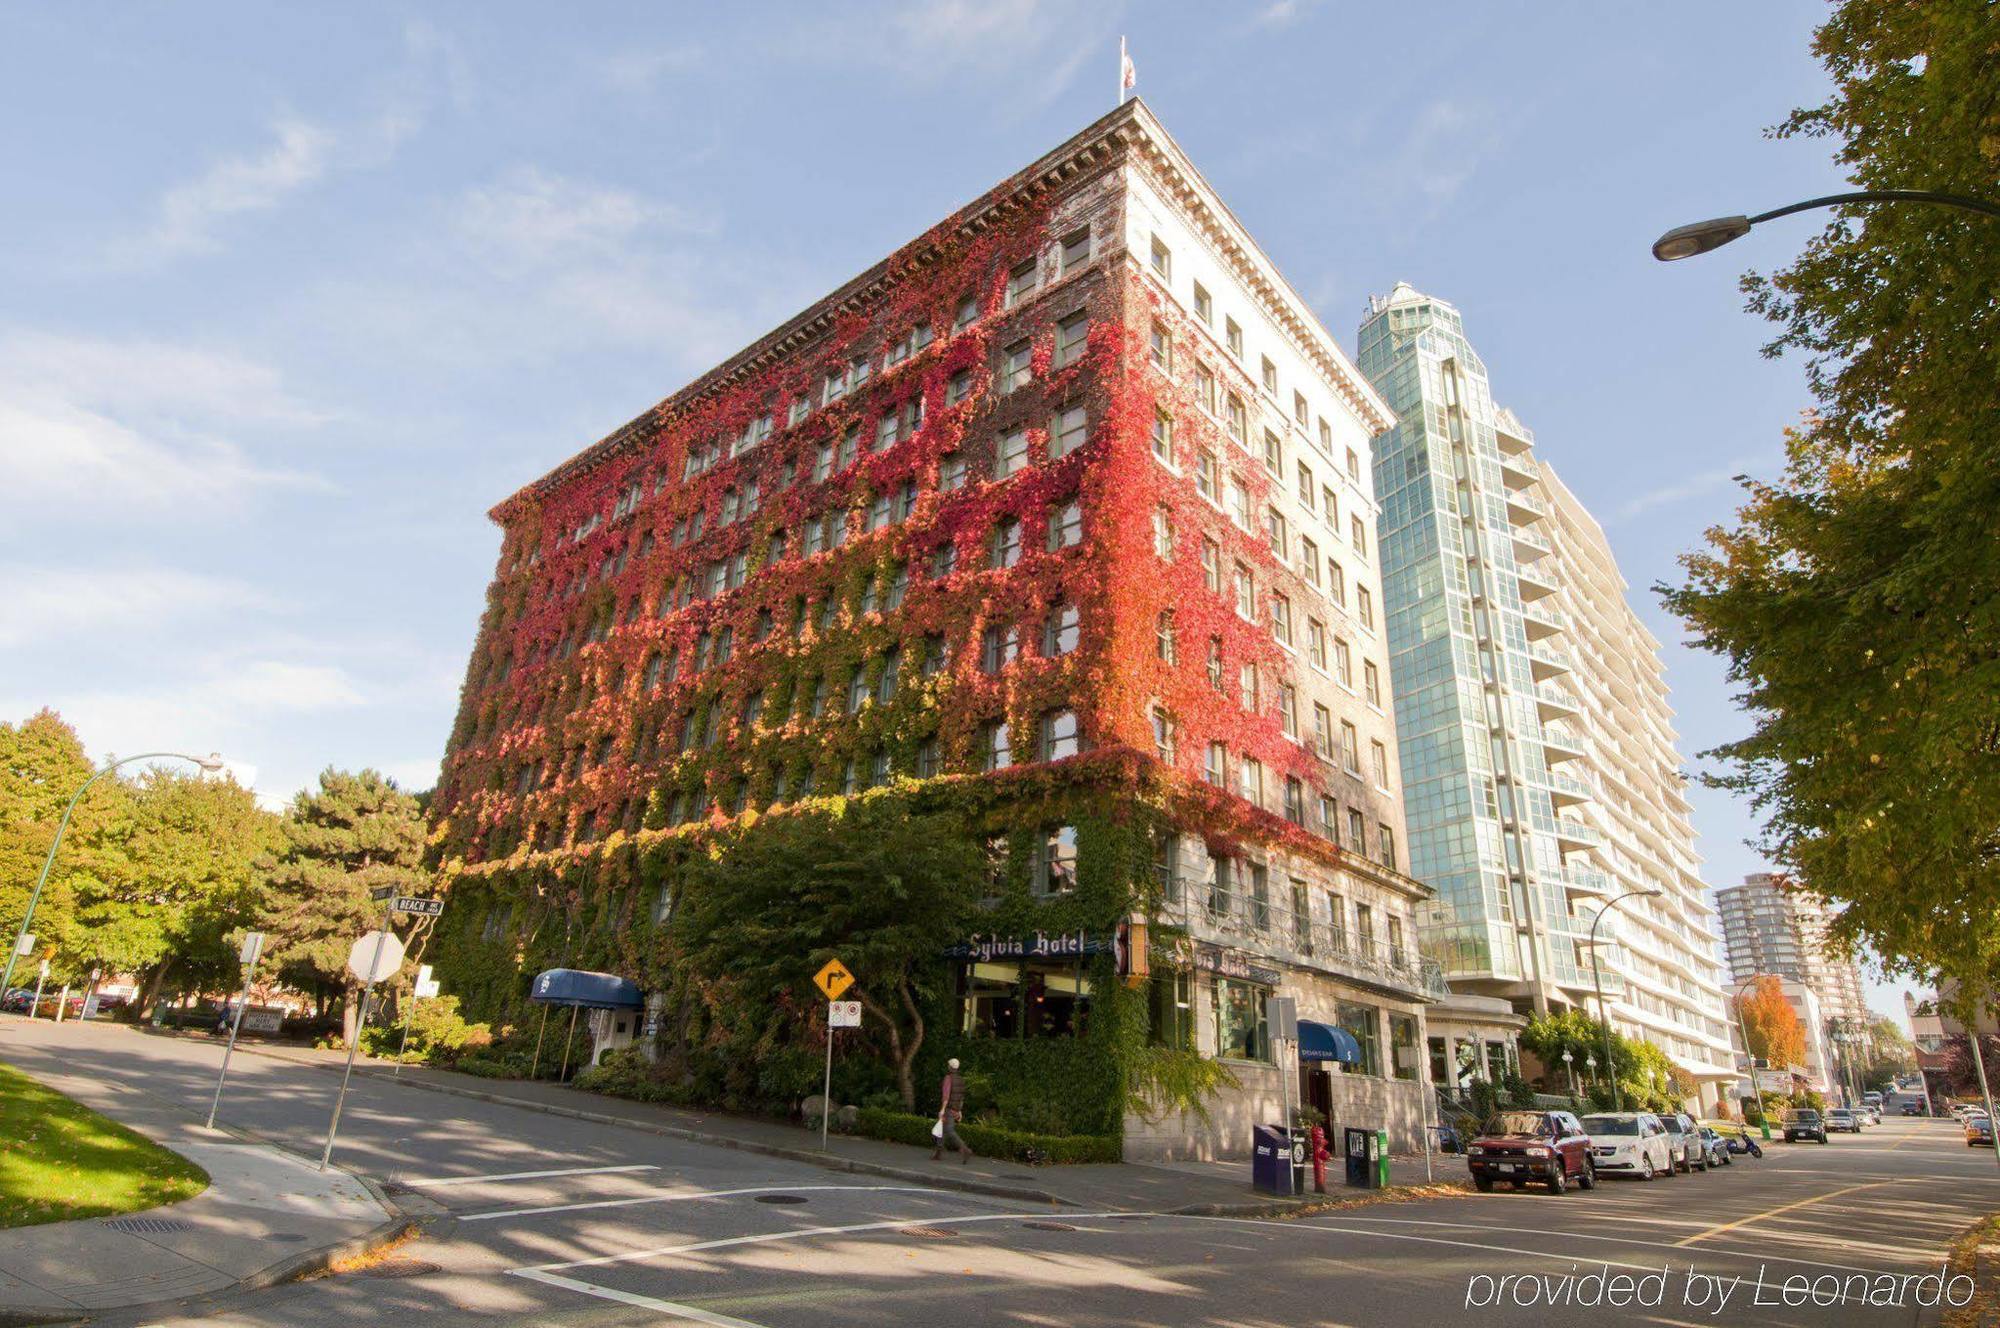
[601,45,704,93]
[225,661,366,711]
[0,565,269,648]
[455,167,711,273]
[109,118,337,268]
[783,1,1114,112]
[380,757,441,793]
[0,331,327,510]
[1612,467,1748,524]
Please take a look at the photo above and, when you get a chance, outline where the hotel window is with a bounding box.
[1379,824,1397,871]
[1262,429,1283,474]
[1239,662,1259,712]
[1347,446,1361,481]
[847,667,869,713]
[1059,227,1091,274]
[1195,449,1218,501]
[1150,409,1173,463]
[939,450,968,490]
[1213,977,1270,1062]
[1335,636,1353,686]
[1357,585,1374,629]
[1148,322,1172,372]
[1195,363,1217,413]
[1225,317,1243,358]
[838,426,859,471]
[1005,258,1038,308]
[1043,600,1079,655]
[1390,1013,1419,1081]
[1328,559,1346,606]
[822,369,846,406]
[916,737,941,778]
[1201,537,1222,593]
[1363,659,1381,708]
[1277,682,1297,736]
[1371,739,1389,787]
[849,356,870,389]
[1225,393,1247,444]
[1041,707,1080,761]
[929,541,958,578]
[981,625,1019,674]
[1152,708,1177,765]
[1297,461,1315,508]
[896,479,917,522]
[1000,340,1032,393]
[789,397,812,427]
[1340,721,1360,772]
[1152,505,1174,559]
[991,517,1022,568]
[1193,281,1212,324]
[1260,356,1277,395]
[1051,404,1088,458]
[875,412,899,453]
[1312,703,1333,758]
[1054,312,1090,367]
[866,492,892,533]
[1045,498,1083,550]
[1227,475,1250,528]
[995,426,1030,478]
[885,562,909,610]
[813,442,834,483]
[954,294,980,332]
[1207,638,1224,692]
[1265,506,1287,558]
[1337,1001,1382,1076]
[877,648,901,704]
[1034,824,1079,894]
[1299,536,1320,587]
[920,633,947,676]
[948,368,973,405]
[1284,776,1306,825]
[1351,514,1368,559]
[1155,610,1177,663]
[1293,390,1309,425]
[1271,593,1293,647]
[1204,741,1227,787]
[1232,562,1254,619]
[741,689,765,730]
[1149,235,1171,279]
[982,720,1012,771]
[808,677,827,718]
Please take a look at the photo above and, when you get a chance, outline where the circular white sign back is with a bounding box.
[346,930,406,984]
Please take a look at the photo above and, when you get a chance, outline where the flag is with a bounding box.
[1120,38,1136,98]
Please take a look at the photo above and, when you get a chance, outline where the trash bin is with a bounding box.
[1345,1126,1390,1188]
[1252,1124,1297,1195]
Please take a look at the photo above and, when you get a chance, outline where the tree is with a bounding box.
[1735,976,1808,1070]
[0,710,122,977]
[257,770,427,1042]
[1660,4,2000,1008]
[670,799,978,1110]
[1936,1033,2000,1101]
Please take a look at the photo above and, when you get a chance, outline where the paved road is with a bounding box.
[3,1020,1993,1327]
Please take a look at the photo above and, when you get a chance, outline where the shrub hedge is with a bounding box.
[850,1107,1120,1165]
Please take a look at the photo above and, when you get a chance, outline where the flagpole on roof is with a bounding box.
[1119,36,1127,105]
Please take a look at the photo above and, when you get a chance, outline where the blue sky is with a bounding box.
[0,2,1909,1017]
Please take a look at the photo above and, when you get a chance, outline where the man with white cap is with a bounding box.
[931,1057,972,1163]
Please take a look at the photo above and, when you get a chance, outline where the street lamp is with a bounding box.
[1562,1047,1576,1098]
[1652,189,2000,261]
[1,751,226,1003]
[1584,888,1664,1111]
[1729,976,1764,1111]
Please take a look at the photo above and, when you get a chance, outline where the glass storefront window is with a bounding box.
[1147,968,1193,1050]
[1390,1014,1419,1081]
[1213,977,1270,1062]
[1485,1039,1510,1085]
[1337,1001,1382,1077]
[961,960,1093,1040]
[963,962,1019,1037]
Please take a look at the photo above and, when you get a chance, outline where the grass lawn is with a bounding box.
[0,1061,208,1228]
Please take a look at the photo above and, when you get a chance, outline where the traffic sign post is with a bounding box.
[1266,996,1299,1197]
[206,931,266,1128]
[28,959,47,1021]
[394,964,436,1076]
[814,960,856,1151]
[320,898,406,1171]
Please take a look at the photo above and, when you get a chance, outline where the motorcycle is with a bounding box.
[1726,1127,1763,1158]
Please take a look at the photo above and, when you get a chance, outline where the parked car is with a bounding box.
[1825,1108,1863,1133]
[1697,1126,1733,1167]
[1581,1112,1675,1180]
[1783,1108,1829,1144]
[1861,1105,1881,1125]
[1902,1101,1925,1116]
[1465,1110,1598,1194]
[1661,1112,1705,1171]
[1967,1116,1995,1148]
[1863,1091,1883,1109]
[0,989,33,1013]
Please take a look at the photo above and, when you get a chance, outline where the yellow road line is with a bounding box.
[1674,1181,1890,1247]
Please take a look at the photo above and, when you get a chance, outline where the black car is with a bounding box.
[1782,1108,1829,1144]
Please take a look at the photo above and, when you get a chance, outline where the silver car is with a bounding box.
[1660,1112,1705,1171]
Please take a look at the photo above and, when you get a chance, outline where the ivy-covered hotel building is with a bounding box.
[430,101,1446,1159]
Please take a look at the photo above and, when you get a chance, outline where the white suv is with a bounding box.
[1580,1112,1676,1180]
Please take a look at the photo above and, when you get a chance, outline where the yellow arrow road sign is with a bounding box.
[813,958,854,1001]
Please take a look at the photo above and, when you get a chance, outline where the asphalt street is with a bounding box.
[3,1019,1993,1327]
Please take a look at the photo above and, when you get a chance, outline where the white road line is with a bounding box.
[512,1268,768,1327]
[464,1183,958,1222]
[1180,1214,1668,1274]
[403,1164,659,1187]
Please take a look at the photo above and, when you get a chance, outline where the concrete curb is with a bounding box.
[200,1035,1075,1210]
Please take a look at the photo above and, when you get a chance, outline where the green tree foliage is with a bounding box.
[0,711,119,972]
[256,769,427,1041]
[668,799,979,1110]
[1661,3,2000,1007]
[1521,1009,1689,1112]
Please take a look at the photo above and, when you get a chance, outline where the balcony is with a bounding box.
[1515,562,1558,602]
[1561,865,1613,896]
[1542,725,1587,764]
[1499,449,1538,490]
[1493,407,1534,456]
[1544,768,1591,806]
[1505,487,1546,526]
[1535,683,1583,725]
[1510,523,1551,563]
[1554,818,1602,853]
[1527,641,1573,681]
[1156,892,1448,1002]
[1521,601,1566,641]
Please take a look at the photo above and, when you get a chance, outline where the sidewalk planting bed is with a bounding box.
[0,1061,208,1228]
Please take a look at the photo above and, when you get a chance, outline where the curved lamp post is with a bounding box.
[1585,888,1664,1111]
[1729,975,1765,1110]
[1,751,225,1005]
[1653,189,2000,261]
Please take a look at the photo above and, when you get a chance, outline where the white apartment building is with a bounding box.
[1716,871,1869,1032]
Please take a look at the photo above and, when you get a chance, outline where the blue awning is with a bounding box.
[1298,1019,1362,1064]
[529,968,644,1010]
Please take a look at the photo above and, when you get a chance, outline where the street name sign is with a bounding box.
[813,958,854,1001]
[370,885,396,903]
[393,897,444,918]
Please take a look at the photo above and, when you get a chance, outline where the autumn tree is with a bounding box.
[1735,976,1808,1070]
[257,769,428,1042]
[1660,3,2000,1010]
[0,710,121,977]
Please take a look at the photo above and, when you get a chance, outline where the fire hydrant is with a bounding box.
[1309,1124,1330,1193]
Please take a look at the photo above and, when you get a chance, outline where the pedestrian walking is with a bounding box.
[931,1057,972,1163]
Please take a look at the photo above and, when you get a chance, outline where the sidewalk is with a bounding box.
[0,1028,404,1325]
[204,1033,1464,1218]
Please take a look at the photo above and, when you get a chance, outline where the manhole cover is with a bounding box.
[1022,1221,1078,1232]
[900,1226,959,1240]
[363,1258,442,1279]
[103,1218,196,1234]
[753,1194,808,1204]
